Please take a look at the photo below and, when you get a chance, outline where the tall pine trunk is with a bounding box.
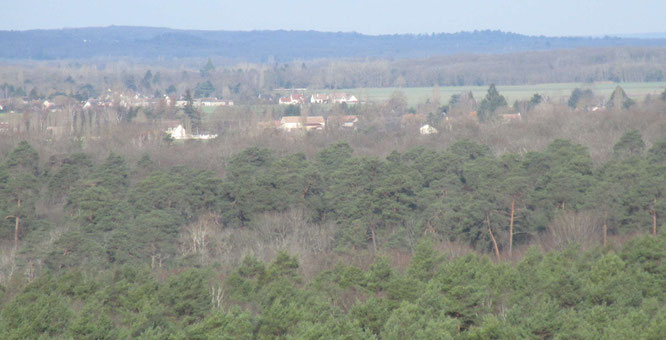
[14,199,21,253]
[509,199,515,258]
[652,198,657,235]
[486,214,501,261]
[370,224,377,254]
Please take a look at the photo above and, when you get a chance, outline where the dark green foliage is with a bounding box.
[1,142,41,242]
[528,93,543,109]
[0,134,665,338]
[477,84,507,122]
[608,85,636,109]
[160,268,212,323]
[284,104,301,116]
[2,238,666,339]
[568,88,595,109]
[6,141,39,176]
[183,89,202,128]
[614,130,646,159]
[130,166,221,220]
[194,80,215,97]
[200,58,215,77]
[91,153,131,194]
[47,152,94,200]
[0,275,73,339]
[183,308,253,340]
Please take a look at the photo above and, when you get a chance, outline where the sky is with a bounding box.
[2,0,665,37]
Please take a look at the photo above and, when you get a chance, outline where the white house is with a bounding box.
[420,124,439,135]
[279,116,326,132]
[166,124,188,140]
[165,124,217,140]
[310,94,329,104]
[331,93,359,105]
[279,94,306,105]
[200,98,233,107]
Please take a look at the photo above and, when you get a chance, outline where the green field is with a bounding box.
[340,82,666,106]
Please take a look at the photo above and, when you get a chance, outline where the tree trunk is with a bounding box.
[509,199,515,258]
[652,198,657,235]
[603,223,607,247]
[486,214,500,261]
[370,224,377,254]
[14,199,21,253]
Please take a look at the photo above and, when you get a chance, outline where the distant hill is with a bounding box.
[614,32,666,39]
[2,26,666,62]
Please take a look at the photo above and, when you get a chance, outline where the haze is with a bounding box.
[3,0,665,36]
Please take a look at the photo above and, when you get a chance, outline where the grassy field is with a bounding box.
[339,82,666,106]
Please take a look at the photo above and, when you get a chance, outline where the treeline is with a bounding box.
[0,132,664,338]
[1,132,664,271]
[2,26,666,61]
[2,47,666,103]
[1,235,665,338]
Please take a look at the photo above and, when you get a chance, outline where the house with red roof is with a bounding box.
[279,94,306,105]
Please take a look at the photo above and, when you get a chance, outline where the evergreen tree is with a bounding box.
[200,58,215,77]
[477,84,507,122]
[183,89,202,130]
[607,86,635,110]
[614,130,646,159]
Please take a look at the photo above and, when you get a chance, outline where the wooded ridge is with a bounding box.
[2,26,666,61]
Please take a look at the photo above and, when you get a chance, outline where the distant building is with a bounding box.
[331,93,359,104]
[501,113,521,121]
[279,116,326,131]
[279,94,306,105]
[166,124,188,140]
[310,94,329,104]
[279,116,302,131]
[420,124,439,135]
[341,115,358,128]
[199,98,233,107]
[328,115,359,129]
[166,124,218,140]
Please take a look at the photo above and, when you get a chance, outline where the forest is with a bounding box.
[2,27,666,61]
[0,122,665,338]
[1,37,666,337]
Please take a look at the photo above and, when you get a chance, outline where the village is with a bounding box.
[4,84,635,142]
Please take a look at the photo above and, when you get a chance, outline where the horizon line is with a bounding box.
[2,25,664,39]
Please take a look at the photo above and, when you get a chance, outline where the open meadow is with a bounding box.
[341,81,666,106]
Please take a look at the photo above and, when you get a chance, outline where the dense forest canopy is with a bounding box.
[0,133,664,338]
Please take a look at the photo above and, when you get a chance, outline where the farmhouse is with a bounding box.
[331,93,359,104]
[199,98,234,107]
[279,94,306,105]
[420,124,439,135]
[310,94,329,104]
[279,116,326,131]
[328,115,359,129]
[165,123,218,140]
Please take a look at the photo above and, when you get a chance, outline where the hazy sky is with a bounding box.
[3,0,665,36]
